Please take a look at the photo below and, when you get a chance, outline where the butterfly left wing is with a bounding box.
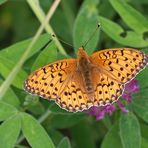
[56,72,93,112]
[24,59,93,112]
[90,48,147,84]
[24,59,77,100]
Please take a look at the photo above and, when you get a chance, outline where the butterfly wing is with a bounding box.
[90,48,147,83]
[25,48,147,112]
[24,58,93,112]
[24,59,77,100]
[56,71,93,112]
[91,68,124,106]
[89,48,147,106]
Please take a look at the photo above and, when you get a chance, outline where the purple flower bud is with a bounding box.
[89,106,105,120]
[96,111,105,120]
[122,93,132,102]
[88,105,116,120]
[124,79,139,94]
[122,79,140,102]
[117,100,129,113]
[104,105,116,115]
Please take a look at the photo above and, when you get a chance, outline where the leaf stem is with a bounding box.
[27,0,68,57]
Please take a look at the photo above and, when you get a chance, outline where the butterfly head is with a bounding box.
[78,47,89,60]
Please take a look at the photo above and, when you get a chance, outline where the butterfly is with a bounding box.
[24,47,147,112]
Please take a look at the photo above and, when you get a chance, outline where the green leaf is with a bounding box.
[0,101,18,121]
[120,112,141,148]
[101,121,122,148]
[136,67,148,89]
[0,79,20,107]
[132,89,148,123]
[47,113,84,129]
[0,58,27,88]
[110,0,148,33]
[0,34,51,88]
[3,87,20,108]
[48,102,85,115]
[21,113,55,148]
[0,0,7,5]
[99,16,148,47]
[141,137,148,148]
[57,137,71,148]
[0,115,21,148]
[73,0,100,54]
[0,34,50,64]
[48,129,64,146]
[70,120,96,148]
[31,42,57,71]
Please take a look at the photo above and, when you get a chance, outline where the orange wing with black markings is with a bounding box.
[24,47,147,112]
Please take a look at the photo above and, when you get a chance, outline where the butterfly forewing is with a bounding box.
[90,48,147,84]
[24,59,77,99]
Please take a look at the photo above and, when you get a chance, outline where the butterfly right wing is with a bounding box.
[91,68,124,106]
[90,48,147,84]
[89,48,147,107]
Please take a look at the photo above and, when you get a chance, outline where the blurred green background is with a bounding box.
[0,0,148,148]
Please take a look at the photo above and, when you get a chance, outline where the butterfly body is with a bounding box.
[77,48,95,101]
[24,47,147,112]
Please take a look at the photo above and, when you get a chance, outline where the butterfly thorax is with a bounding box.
[77,48,94,100]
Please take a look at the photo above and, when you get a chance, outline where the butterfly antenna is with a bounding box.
[52,34,73,48]
[39,38,53,51]
[82,23,101,49]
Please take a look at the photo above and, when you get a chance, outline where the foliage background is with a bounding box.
[0,0,148,148]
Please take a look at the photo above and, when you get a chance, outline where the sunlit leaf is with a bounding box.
[120,112,141,148]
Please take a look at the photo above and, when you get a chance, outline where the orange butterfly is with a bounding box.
[24,47,147,112]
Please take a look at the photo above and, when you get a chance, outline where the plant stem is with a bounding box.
[0,0,61,99]
[27,0,68,57]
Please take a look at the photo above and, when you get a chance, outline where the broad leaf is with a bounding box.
[132,89,148,123]
[57,137,71,148]
[110,0,148,34]
[0,115,21,148]
[0,101,18,121]
[99,16,148,47]
[120,112,141,148]
[31,42,57,71]
[73,0,100,54]
[0,34,51,88]
[101,121,122,148]
[70,120,96,148]
[21,113,55,148]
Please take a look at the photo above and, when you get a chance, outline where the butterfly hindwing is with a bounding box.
[91,68,124,106]
[56,71,93,112]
